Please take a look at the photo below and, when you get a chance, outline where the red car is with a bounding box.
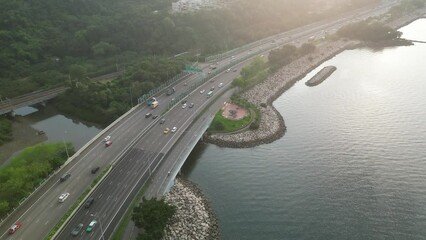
[105,140,112,147]
[8,222,21,234]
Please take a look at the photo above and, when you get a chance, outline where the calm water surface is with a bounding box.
[182,19,426,240]
[14,106,101,150]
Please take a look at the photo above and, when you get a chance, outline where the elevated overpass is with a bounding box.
[0,86,68,115]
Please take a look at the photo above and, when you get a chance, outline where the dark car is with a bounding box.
[70,223,83,236]
[91,166,100,174]
[84,197,95,209]
[145,113,152,118]
[159,118,166,124]
[181,100,187,104]
[60,173,71,182]
[152,115,158,119]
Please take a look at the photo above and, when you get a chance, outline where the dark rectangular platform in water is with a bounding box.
[305,66,337,87]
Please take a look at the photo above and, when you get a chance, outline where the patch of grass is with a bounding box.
[0,142,72,218]
[208,108,251,133]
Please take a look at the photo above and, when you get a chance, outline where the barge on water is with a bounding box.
[305,65,337,87]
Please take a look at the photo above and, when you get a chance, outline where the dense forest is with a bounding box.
[0,0,382,124]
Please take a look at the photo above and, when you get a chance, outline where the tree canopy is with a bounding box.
[132,197,176,240]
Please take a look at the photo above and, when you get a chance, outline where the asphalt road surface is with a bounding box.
[0,2,399,239]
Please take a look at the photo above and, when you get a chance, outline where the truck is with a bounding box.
[151,101,159,109]
[166,87,175,96]
[147,97,159,109]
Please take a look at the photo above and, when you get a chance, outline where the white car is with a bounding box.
[218,83,223,88]
[59,192,70,202]
[200,89,205,94]
[182,103,187,109]
[86,220,97,232]
[103,135,111,142]
[171,127,177,133]
[226,68,231,73]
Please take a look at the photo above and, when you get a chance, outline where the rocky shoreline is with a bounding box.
[163,178,219,240]
[158,11,425,240]
[204,11,425,149]
[204,39,359,148]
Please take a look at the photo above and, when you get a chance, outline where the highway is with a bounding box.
[0,1,399,239]
[57,71,238,239]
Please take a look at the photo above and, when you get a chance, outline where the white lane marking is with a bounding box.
[107,195,111,201]
[124,184,128,189]
[109,181,112,185]
[44,220,49,225]
[35,219,40,223]
[98,194,103,199]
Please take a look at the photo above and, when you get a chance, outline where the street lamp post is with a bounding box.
[90,213,105,240]
[63,131,69,159]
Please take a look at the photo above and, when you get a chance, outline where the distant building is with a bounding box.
[171,0,230,13]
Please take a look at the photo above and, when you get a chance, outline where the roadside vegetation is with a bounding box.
[268,43,316,72]
[53,57,185,125]
[232,57,269,90]
[132,197,176,240]
[0,142,73,218]
[208,109,251,133]
[218,42,316,133]
[0,118,12,146]
[0,0,383,127]
[337,21,411,46]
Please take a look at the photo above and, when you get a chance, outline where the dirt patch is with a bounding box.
[0,116,47,167]
[221,103,248,120]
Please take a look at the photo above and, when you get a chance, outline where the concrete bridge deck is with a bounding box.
[0,86,68,115]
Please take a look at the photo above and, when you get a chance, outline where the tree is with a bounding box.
[69,64,86,80]
[91,41,116,57]
[132,197,176,240]
[299,43,316,55]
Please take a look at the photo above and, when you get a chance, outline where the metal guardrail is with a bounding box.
[137,72,190,105]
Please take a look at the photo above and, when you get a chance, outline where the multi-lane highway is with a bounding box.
[57,68,240,239]
[0,71,207,239]
[0,1,400,239]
